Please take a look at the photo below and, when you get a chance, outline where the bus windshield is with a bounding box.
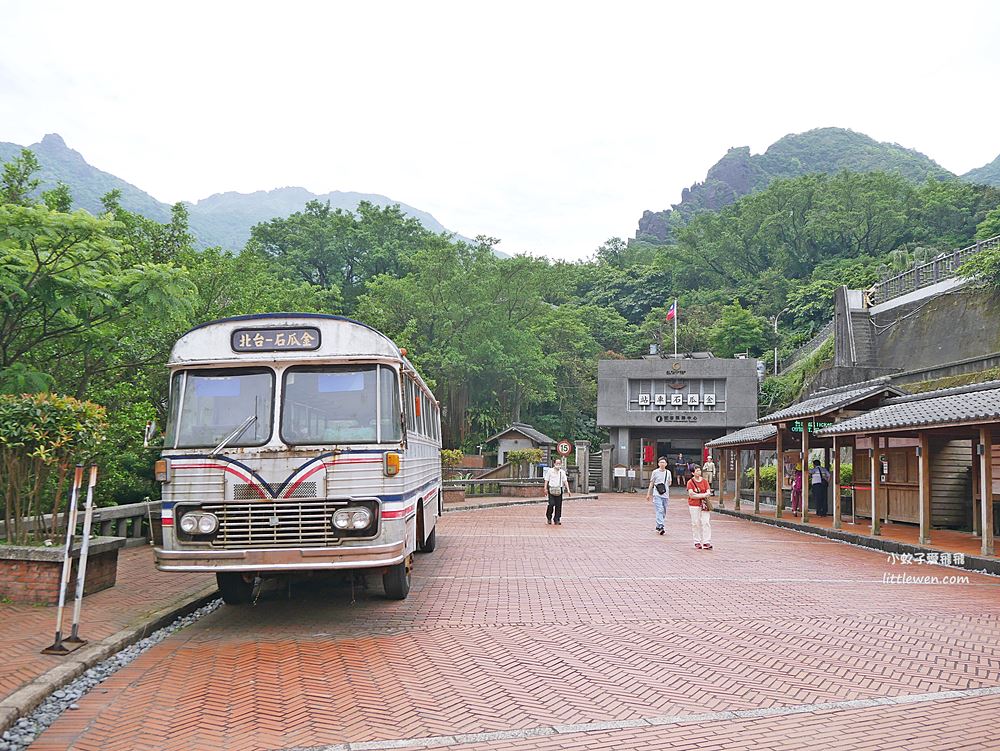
[281,365,401,444]
[166,368,273,448]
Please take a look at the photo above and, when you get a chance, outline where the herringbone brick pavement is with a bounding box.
[0,546,213,703]
[27,494,1000,751]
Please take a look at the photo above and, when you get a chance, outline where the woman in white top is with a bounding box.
[544,458,570,525]
[646,457,672,535]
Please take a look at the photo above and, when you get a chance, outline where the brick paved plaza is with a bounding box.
[28,494,1000,751]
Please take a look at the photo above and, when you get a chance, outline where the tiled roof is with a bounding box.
[705,424,778,448]
[760,382,905,424]
[484,422,557,445]
[816,381,1000,435]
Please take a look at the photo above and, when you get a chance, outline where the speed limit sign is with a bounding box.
[556,439,572,456]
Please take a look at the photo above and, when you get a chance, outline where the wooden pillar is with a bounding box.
[719,449,727,508]
[833,436,842,529]
[734,449,742,511]
[801,418,810,523]
[775,428,784,518]
[870,437,881,536]
[753,448,761,515]
[972,440,981,536]
[918,432,931,545]
[980,427,994,556]
[824,447,832,518]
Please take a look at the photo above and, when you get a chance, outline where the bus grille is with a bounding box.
[201,499,375,548]
[232,482,317,500]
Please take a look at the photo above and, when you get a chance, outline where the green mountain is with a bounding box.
[636,127,954,243]
[963,153,1000,186]
[0,134,172,222]
[0,134,464,249]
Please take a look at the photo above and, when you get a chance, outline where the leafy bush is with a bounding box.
[506,448,543,478]
[744,464,777,492]
[440,449,463,468]
[747,461,851,493]
[0,393,107,544]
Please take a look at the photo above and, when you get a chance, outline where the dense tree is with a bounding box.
[4,141,999,506]
[708,302,768,358]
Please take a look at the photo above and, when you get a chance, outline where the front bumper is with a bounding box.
[154,540,405,572]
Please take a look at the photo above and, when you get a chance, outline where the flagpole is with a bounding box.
[673,298,678,356]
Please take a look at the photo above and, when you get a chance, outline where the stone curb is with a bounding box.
[444,495,599,513]
[715,506,1000,576]
[0,582,219,734]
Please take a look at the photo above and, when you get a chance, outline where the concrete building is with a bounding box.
[597,354,760,474]
[484,422,556,478]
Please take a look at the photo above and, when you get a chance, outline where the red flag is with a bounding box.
[665,301,677,321]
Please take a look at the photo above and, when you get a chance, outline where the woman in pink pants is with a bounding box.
[790,467,803,514]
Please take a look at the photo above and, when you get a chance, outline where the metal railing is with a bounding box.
[872,235,1000,305]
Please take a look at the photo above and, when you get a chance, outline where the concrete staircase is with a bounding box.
[849,310,875,366]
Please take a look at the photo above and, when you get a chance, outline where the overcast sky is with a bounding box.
[2,0,998,260]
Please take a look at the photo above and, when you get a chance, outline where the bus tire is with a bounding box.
[418,526,436,553]
[216,572,253,605]
[383,560,411,600]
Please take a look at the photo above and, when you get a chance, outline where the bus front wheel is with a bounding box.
[217,572,253,605]
[383,559,411,600]
[418,526,436,553]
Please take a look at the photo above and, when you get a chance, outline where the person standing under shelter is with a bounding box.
[544,458,570,525]
[646,457,672,535]
[790,464,803,514]
[702,455,717,495]
[809,459,831,516]
[686,465,713,550]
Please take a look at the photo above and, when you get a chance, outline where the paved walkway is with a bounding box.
[723,500,995,562]
[0,547,214,711]
[25,492,1000,751]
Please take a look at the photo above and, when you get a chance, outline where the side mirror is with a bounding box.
[143,420,159,448]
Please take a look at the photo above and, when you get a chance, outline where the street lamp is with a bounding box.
[772,306,791,375]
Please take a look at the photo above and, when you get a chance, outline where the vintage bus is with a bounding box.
[153,313,441,603]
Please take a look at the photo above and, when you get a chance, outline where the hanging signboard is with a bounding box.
[790,420,834,434]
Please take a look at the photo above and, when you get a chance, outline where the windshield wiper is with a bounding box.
[210,414,257,456]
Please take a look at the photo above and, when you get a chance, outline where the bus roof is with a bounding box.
[169,313,402,365]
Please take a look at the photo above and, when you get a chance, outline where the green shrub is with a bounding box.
[0,393,107,544]
[506,448,543,477]
[742,463,777,492]
[440,448,464,468]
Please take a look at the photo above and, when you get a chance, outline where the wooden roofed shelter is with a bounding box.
[816,380,1000,556]
[707,382,905,526]
[705,424,776,514]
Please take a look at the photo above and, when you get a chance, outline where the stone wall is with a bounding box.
[871,288,1000,371]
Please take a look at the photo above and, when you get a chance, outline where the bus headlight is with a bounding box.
[179,511,218,536]
[333,507,372,531]
[196,513,219,534]
[179,513,199,534]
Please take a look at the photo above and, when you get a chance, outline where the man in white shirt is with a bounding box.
[809,459,831,516]
[544,458,570,525]
[646,457,672,535]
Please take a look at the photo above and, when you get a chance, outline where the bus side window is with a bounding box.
[405,379,415,433]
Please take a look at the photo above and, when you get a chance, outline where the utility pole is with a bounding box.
[772,306,791,375]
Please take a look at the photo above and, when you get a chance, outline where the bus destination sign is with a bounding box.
[231,327,322,352]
